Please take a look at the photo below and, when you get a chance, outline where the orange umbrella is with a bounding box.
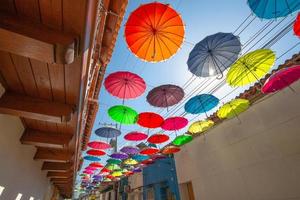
[125,2,185,62]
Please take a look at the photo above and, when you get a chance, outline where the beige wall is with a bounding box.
[0,86,52,200]
[175,81,300,200]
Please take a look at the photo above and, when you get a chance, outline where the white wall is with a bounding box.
[175,81,300,200]
[0,86,52,200]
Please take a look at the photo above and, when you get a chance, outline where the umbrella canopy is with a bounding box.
[120,146,140,155]
[162,145,181,154]
[185,94,219,114]
[89,162,103,168]
[147,84,184,108]
[262,65,300,93]
[173,134,193,146]
[124,131,148,141]
[111,171,123,177]
[133,168,142,173]
[124,158,138,165]
[104,71,146,100]
[132,154,149,162]
[87,141,111,150]
[217,99,250,119]
[248,0,300,19]
[83,170,94,175]
[102,178,112,182]
[137,112,164,128]
[85,166,97,171]
[125,2,185,62]
[188,32,241,77]
[108,105,138,124]
[188,120,214,135]
[106,158,122,165]
[140,147,160,155]
[151,154,167,160]
[147,133,170,144]
[86,149,106,156]
[226,49,276,87]
[161,117,188,131]
[95,127,121,138]
[294,13,300,37]
[84,156,101,162]
[106,164,121,171]
[110,152,129,160]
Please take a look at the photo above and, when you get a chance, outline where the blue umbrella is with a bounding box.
[132,154,149,162]
[248,0,300,19]
[187,32,241,78]
[185,94,219,115]
[95,127,121,138]
[84,156,101,161]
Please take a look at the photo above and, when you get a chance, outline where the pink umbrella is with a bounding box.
[83,170,94,174]
[262,65,300,94]
[124,131,148,141]
[161,117,188,131]
[87,141,111,150]
[104,71,146,102]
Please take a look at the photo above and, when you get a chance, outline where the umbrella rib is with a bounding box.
[127,32,152,48]
[156,34,166,60]
[157,15,182,29]
[158,33,182,49]
[156,34,173,57]
[156,5,170,29]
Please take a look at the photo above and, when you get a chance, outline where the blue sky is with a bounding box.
[76,0,300,192]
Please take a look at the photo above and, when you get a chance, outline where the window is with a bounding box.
[15,193,22,200]
[0,186,4,196]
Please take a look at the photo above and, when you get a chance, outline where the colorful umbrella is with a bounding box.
[132,154,149,162]
[188,32,241,78]
[104,71,146,101]
[106,164,121,171]
[120,146,140,155]
[89,162,103,168]
[110,152,129,160]
[185,94,219,115]
[124,158,138,165]
[86,149,106,156]
[125,2,185,62]
[84,156,101,162]
[102,178,112,182]
[87,141,111,150]
[294,13,300,37]
[111,171,123,177]
[147,133,170,144]
[95,127,121,138]
[161,117,188,131]
[83,170,94,175]
[262,65,300,93]
[162,146,181,154]
[248,0,300,19]
[137,112,164,128]
[226,49,276,87]
[217,99,250,119]
[124,131,148,141]
[147,84,184,109]
[100,168,111,173]
[108,105,138,125]
[141,159,155,165]
[85,166,97,171]
[173,134,193,146]
[106,158,122,165]
[133,168,142,173]
[188,120,214,135]
[151,154,167,160]
[140,147,160,155]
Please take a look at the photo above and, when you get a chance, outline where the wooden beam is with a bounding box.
[0,92,74,123]
[51,178,71,183]
[34,147,72,163]
[47,171,73,178]
[20,129,72,148]
[0,13,78,64]
[42,162,73,172]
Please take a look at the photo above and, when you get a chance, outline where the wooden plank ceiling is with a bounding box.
[0,0,128,198]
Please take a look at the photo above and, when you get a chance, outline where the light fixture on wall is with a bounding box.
[15,193,22,200]
[0,186,4,196]
[29,197,34,200]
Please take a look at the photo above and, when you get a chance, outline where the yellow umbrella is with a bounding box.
[188,120,214,135]
[111,171,123,177]
[226,49,275,87]
[217,99,250,119]
[123,158,138,165]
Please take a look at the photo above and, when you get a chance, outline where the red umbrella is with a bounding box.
[101,168,111,173]
[147,133,169,144]
[83,170,94,174]
[161,117,188,131]
[89,162,103,168]
[104,71,146,101]
[262,65,300,93]
[137,112,164,128]
[162,146,181,154]
[140,147,160,155]
[141,159,155,165]
[124,131,148,141]
[85,166,97,171]
[293,12,300,37]
[87,141,111,150]
[86,149,106,156]
[147,84,184,110]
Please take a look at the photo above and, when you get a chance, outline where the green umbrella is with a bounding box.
[106,158,122,165]
[173,134,193,146]
[106,164,121,171]
[108,105,138,125]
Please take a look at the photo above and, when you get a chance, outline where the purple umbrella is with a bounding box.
[147,84,184,110]
[110,152,129,160]
[133,167,142,173]
[120,146,140,155]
